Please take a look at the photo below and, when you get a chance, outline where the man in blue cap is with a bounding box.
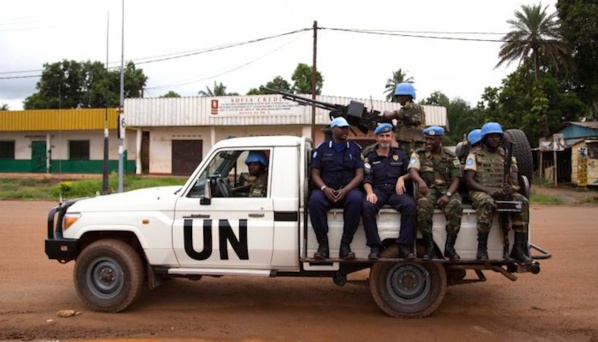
[309,117,364,260]
[361,122,416,260]
[408,126,463,260]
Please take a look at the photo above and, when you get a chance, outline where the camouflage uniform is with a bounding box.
[409,147,463,236]
[249,172,268,197]
[394,102,426,154]
[465,146,529,233]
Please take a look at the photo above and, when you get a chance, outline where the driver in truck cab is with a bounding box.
[232,151,269,197]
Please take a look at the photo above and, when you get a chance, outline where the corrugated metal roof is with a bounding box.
[0,108,118,131]
[125,95,447,128]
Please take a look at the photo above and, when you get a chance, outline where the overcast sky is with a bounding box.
[0,0,557,110]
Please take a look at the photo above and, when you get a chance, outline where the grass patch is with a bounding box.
[0,174,186,201]
[530,192,566,205]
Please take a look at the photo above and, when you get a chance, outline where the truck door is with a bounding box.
[173,149,274,268]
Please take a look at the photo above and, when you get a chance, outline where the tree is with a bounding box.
[291,63,323,94]
[161,91,181,98]
[557,0,598,111]
[0,104,9,111]
[198,81,239,96]
[496,3,573,82]
[384,69,414,101]
[420,91,477,145]
[480,62,584,146]
[23,60,147,109]
[246,76,292,95]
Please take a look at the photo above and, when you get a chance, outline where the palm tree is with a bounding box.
[384,69,414,101]
[0,103,9,111]
[198,81,239,96]
[496,3,573,82]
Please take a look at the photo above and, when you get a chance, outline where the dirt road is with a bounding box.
[1,201,597,342]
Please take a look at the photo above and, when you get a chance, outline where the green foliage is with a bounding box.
[530,192,566,204]
[291,63,323,94]
[557,0,598,114]
[161,91,181,98]
[0,176,186,201]
[384,69,414,101]
[1,103,9,111]
[198,81,239,96]
[246,76,292,95]
[23,60,147,110]
[420,91,481,145]
[479,63,584,146]
[497,3,573,82]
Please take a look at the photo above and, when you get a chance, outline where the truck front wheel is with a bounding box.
[74,239,145,312]
[369,245,447,318]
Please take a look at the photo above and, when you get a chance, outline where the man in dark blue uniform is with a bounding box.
[361,123,416,260]
[309,117,364,260]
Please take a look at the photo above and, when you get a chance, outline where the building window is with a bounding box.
[0,141,15,159]
[69,140,90,160]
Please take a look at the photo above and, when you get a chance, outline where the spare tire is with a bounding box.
[504,129,533,197]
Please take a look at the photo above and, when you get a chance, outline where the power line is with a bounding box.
[0,26,516,81]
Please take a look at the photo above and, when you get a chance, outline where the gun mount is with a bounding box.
[260,86,391,134]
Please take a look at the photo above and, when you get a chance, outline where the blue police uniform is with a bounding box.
[308,140,364,239]
[361,146,416,247]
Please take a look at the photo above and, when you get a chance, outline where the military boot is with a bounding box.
[314,236,329,260]
[476,232,489,261]
[339,236,356,260]
[368,245,381,260]
[510,231,531,264]
[422,233,435,261]
[398,244,415,260]
[444,234,461,261]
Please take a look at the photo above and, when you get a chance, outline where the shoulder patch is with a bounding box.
[409,157,417,165]
[466,157,474,166]
[312,151,318,159]
[452,159,460,167]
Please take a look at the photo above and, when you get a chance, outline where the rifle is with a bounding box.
[496,140,522,259]
[259,86,392,134]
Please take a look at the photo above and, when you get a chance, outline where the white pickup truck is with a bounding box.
[45,134,550,318]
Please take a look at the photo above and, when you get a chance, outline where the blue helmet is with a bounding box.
[245,151,268,167]
[480,122,503,138]
[467,129,482,145]
[394,83,416,99]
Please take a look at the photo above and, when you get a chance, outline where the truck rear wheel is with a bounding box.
[369,245,447,318]
[74,239,145,312]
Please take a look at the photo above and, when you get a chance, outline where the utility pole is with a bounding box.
[117,0,125,192]
[311,20,317,143]
[102,12,110,194]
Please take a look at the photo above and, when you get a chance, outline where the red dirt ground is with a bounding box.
[0,200,597,342]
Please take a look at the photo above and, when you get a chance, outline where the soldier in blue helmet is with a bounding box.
[408,126,463,260]
[361,122,416,260]
[309,117,364,260]
[383,83,426,155]
[233,151,269,197]
[464,122,531,263]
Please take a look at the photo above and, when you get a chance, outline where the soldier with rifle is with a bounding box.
[463,122,531,263]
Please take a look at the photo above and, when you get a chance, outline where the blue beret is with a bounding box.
[374,123,393,135]
[423,126,444,136]
[330,117,350,128]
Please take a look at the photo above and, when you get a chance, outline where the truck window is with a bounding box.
[187,150,270,198]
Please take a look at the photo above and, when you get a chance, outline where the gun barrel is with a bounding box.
[259,86,344,112]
